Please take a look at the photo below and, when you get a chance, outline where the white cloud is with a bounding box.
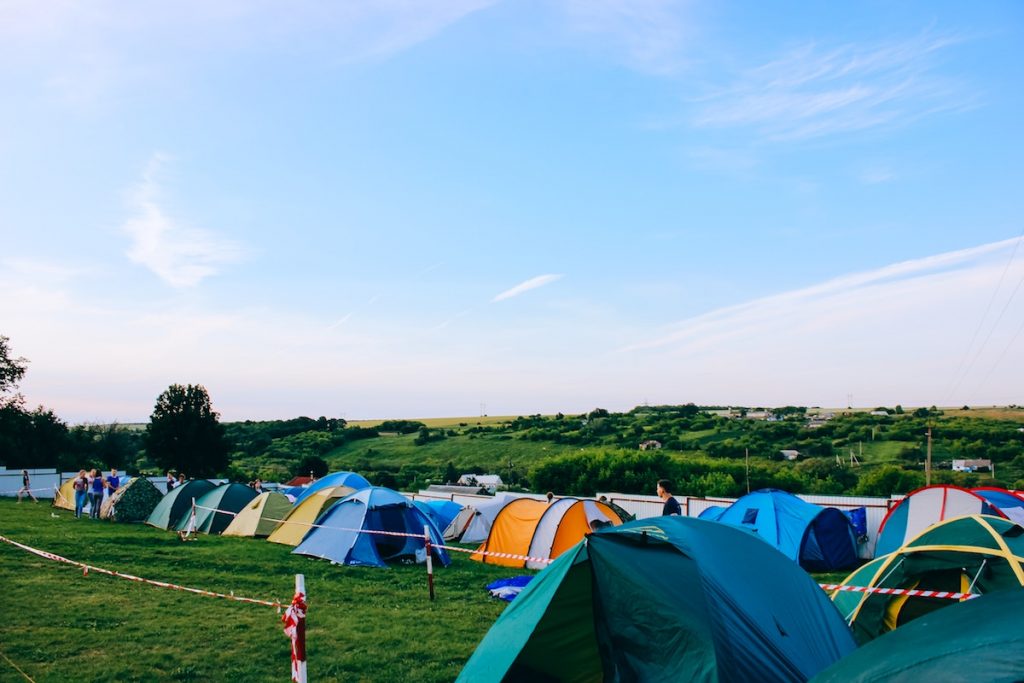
[491,274,564,302]
[562,0,692,74]
[692,32,972,141]
[121,154,246,288]
[620,236,1024,406]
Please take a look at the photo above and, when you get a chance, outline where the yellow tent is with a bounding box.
[266,485,355,546]
[52,478,76,511]
[472,497,622,569]
[223,492,293,538]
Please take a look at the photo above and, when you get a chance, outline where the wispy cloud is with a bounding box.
[492,274,564,303]
[121,154,245,288]
[692,32,972,141]
[562,0,692,74]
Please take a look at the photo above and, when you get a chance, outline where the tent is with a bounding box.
[832,514,1024,644]
[52,478,76,511]
[266,485,356,546]
[457,495,516,544]
[146,480,218,530]
[223,492,293,538]
[698,505,727,521]
[100,477,163,522]
[176,483,258,534]
[458,516,856,683]
[412,500,463,535]
[972,486,1024,525]
[293,487,450,568]
[811,588,1024,683]
[472,497,622,569]
[291,471,370,506]
[710,489,859,571]
[874,484,1005,556]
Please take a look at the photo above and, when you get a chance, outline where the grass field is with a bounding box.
[0,499,516,683]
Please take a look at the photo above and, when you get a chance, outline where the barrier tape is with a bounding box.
[820,583,979,600]
[0,534,283,610]
[0,487,52,495]
[195,504,556,565]
[0,649,36,683]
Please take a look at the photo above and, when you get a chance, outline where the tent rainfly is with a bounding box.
[832,514,1024,644]
[146,480,218,530]
[100,477,163,522]
[223,492,293,538]
[176,483,258,534]
[458,516,856,682]
[291,471,370,506]
[266,485,355,546]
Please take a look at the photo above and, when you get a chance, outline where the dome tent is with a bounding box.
[832,514,1024,644]
[223,492,293,538]
[293,487,449,568]
[874,484,1005,557]
[812,588,1024,683]
[710,489,859,571]
[100,477,163,522]
[458,516,856,683]
[266,485,356,546]
[176,483,258,534]
[471,497,622,569]
[290,471,370,506]
[146,480,218,530]
[412,500,463,536]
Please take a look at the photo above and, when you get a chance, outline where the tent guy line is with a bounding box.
[0,533,284,609]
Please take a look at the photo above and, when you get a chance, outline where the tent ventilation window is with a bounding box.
[742,509,758,525]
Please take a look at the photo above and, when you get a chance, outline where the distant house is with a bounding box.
[639,440,662,451]
[952,459,992,473]
[284,476,313,487]
[458,474,504,493]
[779,450,801,461]
[870,410,889,416]
[426,483,490,496]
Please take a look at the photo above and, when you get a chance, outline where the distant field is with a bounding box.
[0,500,513,682]
[348,415,518,429]
[943,406,1024,422]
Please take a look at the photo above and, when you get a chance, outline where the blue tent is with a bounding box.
[458,516,856,682]
[293,487,450,568]
[712,489,859,571]
[412,500,462,533]
[291,471,371,506]
[698,505,727,521]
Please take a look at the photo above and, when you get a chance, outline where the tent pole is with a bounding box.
[966,559,987,595]
[424,525,435,601]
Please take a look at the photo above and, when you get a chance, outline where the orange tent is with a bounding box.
[472,497,622,569]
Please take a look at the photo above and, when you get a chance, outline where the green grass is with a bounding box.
[0,500,518,682]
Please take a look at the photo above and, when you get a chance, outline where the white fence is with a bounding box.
[0,467,61,499]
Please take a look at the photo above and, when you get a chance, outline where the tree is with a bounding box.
[294,455,329,479]
[144,384,230,477]
[0,335,28,407]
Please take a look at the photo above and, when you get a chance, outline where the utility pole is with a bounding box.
[926,426,933,486]
[745,447,750,494]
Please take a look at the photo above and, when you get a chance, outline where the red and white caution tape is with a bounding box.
[0,534,283,609]
[282,576,307,683]
[820,583,979,600]
[0,487,52,495]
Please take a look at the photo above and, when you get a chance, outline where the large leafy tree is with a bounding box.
[0,335,70,468]
[145,384,230,477]
[0,335,28,407]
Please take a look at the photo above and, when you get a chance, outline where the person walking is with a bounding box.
[89,469,105,519]
[17,470,38,503]
[73,470,88,519]
[657,479,681,516]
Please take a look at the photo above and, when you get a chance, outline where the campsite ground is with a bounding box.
[0,499,513,682]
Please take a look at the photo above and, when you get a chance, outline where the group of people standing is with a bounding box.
[71,468,120,519]
[164,471,186,493]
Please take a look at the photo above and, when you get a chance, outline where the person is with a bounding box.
[72,469,88,519]
[17,469,38,503]
[177,473,186,487]
[105,469,121,499]
[89,469,105,519]
[657,479,681,516]
[546,491,554,505]
[166,471,176,493]
[253,478,263,494]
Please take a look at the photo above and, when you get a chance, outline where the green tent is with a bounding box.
[223,492,293,538]
[457,516,856,683]
[831,515,1024,644]
[100,477,163,522]
[177,483,259,534]
[811,588,1024,683]
[145,480,217,530]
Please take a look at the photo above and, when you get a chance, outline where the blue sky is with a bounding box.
[2,1,1023,422]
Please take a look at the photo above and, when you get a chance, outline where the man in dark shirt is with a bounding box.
[657,479,681,516]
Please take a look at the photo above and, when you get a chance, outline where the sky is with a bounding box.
[1,1,1023,423]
